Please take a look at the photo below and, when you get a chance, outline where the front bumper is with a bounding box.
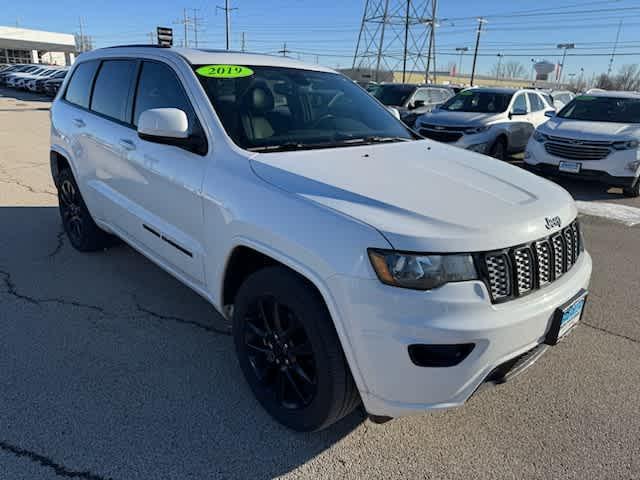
[327,251,592,418]
[525,139,640,188]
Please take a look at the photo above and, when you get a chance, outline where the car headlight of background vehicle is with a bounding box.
[612,140,639,150]
[532,130,548,143]
[464,126,490,135]
[368,249,478,290]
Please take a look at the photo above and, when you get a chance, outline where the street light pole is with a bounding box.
[455,47,468,80]
[556,43,575,87]
[495,53,503,83]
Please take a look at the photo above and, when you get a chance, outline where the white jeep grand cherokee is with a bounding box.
[50,46,592,431]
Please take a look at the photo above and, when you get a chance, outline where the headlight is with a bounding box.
[368,249,478,290]
[612,140,639,150]
[465,126,489,135]
[532,130,548,143]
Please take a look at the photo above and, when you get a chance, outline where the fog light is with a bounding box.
[408,344,475,367]
[467,143,488,154]
[627,160,640,172]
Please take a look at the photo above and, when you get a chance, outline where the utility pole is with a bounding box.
[402,0,411,82]
[278,42,291,57]
[174,9,190,48]
[607,19,623,76]
[470,17,486,87]
[241,32,246,52]
[147,31,155,44]
[192,9,202,48]
[217,0,238,51]
[78,17,85,53]
[556,43,575,86]
[455,47,468,80]
[495,53,503,83]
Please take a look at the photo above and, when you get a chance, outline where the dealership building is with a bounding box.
[0,26,76,66]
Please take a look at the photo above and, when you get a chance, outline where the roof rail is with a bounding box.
[101,44,170,49]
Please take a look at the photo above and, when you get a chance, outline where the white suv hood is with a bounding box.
[541,117,640,141]
[250,140,576,252]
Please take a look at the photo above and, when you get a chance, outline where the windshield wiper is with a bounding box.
[247,136,412,153]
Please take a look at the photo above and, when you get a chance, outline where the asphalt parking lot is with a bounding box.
[0,88,638,480]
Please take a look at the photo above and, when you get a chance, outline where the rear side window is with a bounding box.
[527,93,545,112]
[133,61,196,127]
[64,61,99,108]
[91,60,138,123]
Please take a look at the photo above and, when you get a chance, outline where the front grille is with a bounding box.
[481,221,582,303]
[418,124,466,143]
[419,129,463,143]
[544,137,611,161]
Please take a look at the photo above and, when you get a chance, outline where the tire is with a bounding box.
[57,168,112,252]
[233,266,360,431]
[489,137,508,160]
[623,178,640,198]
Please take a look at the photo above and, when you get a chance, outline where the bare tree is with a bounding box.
[615,64,640,91]
[490,61,526,80]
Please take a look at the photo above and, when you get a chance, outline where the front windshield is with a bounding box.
[372,85,415,106]
[557,96,640,123]
[195,65,413,152]
[440,90,513,113]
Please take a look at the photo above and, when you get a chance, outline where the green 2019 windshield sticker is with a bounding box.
[576,95,596,101]
[196,65,254,78]
[459,90,473,95]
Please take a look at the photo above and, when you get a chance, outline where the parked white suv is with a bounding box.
[50,46,592,431]
[525,91,640,197]
[415,88,555,159]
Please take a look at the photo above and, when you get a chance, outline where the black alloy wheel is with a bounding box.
[243,295,317,410]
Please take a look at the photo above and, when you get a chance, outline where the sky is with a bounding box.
[5,0,640,80]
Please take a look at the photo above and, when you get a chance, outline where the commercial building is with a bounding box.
[0,26,76,66]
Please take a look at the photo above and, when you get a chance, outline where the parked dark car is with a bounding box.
[371,83,455,126]
[43,77,64,97]
[33,69,67,93]
[0,65,37,85]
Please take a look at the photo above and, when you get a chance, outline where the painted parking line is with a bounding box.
[576,201,640,227]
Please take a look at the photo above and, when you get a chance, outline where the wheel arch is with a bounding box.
[50,146,75,189]
[219,238,369,394]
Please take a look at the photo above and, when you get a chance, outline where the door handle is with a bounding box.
[119,139,136,151]
[72,118,85,128]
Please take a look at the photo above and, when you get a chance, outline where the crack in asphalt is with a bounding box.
[0,440,111,480]
[0,176,57,197]
[135,302,232,336]
[0,269,105,313]
[582,322,639,345]
[48,230,66,258]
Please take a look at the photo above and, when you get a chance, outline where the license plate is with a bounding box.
[545,290,588,345]
[559,161,581,173]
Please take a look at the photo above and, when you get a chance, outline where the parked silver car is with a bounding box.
[414,88,555,159]
[372,83,455,127]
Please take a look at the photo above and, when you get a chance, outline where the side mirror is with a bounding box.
[138,108,207,154]
[412,100,426,109]
[387,106,401,120]
[544,110,556,118]
[138,108,189,139]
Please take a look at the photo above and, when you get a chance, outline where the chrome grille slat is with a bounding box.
[544,142,611,161]
[485,254,511,300]
[482,221,581,303]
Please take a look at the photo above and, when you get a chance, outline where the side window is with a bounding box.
[512,94,528,114]
[91,60,138,123]
[64,60,99,109]
[412,89,430,104]
[527,93,544,112]
[133,61,197,128]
